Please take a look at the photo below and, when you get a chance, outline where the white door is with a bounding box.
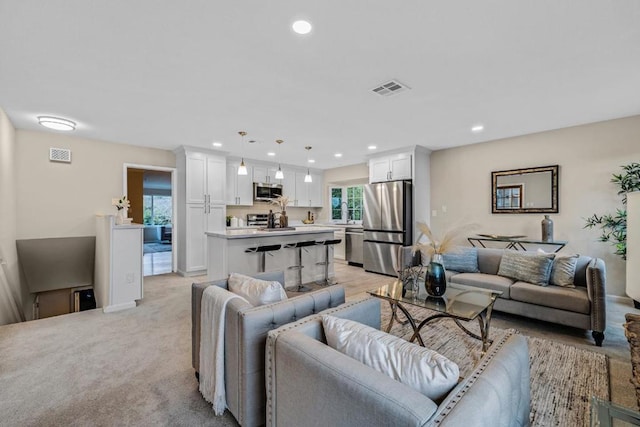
[370,158,390,183]
[236,171,253,205]
[186,204,207,272]
[226,164,238,205]
[207,156,226,204]
[207,204,226,233]
[309,173,323,207]
[186,154,207,203]
[390,155,412,180]
[294,172,310,207]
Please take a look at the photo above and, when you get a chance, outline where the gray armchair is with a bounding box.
[266,297,530,427]
[192,271,345,426]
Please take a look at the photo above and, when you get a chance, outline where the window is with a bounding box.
[496,185,523,209]
[330,185,363,223]
[143,195,172,225]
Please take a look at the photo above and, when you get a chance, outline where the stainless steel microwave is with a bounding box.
[254,182,283,202]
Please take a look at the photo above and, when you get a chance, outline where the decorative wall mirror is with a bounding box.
[491,165,559,214]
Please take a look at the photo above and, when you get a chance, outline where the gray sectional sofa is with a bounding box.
[403,247,607,346]
[266,297,531,427]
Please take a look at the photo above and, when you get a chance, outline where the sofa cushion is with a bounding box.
[510,282,590,314]
[476,248,506,275]
[442,247,480,273]
[448,273,514,299]
[228,272,287,306]
[497,251,555,286]
[322,315,459,401]
[550,254,579,288]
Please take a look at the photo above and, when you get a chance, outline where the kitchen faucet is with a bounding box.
[341,201,351,223]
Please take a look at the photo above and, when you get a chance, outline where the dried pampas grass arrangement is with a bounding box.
[413,222,480,256]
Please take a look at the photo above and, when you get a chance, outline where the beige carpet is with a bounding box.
[0,272,630,426]
[381,304,610,427]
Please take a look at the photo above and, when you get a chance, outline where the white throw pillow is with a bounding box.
[227,273,287,307]
[322,315,459,401]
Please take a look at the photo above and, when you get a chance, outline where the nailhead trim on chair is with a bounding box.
[430,330,517,424]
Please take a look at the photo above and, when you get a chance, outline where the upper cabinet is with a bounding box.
[226,163,254,206]
[292,171,323,207]
[369,153,412,183]
[184,151,226,204]
[252,165,283,184]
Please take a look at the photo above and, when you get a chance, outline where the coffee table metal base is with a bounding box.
[385,300,495,356]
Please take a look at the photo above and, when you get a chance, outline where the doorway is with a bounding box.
[123,164,177,276]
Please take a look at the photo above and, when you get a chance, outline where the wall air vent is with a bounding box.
[49,147,72,163]
[371,79,410,97]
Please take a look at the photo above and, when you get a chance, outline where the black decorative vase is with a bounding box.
[425,261,447,297]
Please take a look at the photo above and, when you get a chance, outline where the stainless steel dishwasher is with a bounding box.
[346,227,363,266]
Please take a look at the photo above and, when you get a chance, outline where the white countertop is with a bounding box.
[208,226,336,239]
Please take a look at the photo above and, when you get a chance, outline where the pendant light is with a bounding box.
[275,139,284,179]
[304,146,312,183]
[237,131,248,175]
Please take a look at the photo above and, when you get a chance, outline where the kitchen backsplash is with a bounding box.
[226,204,323,223]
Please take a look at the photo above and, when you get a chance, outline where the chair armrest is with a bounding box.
[586,258,607,333]
[267,329,437,427]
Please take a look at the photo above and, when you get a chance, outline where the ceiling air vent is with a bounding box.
[49,147,71,163]
[371,79,410,97]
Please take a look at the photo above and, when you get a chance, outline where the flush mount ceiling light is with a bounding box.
[212,142,222,147]
[292,20,312,35]
[308,159,315,164]
[367,145,377,150]
[275,139,284,179]
[304,146,313,183]
[334,153,343,158]
[267,152,275,156]
[37,116,76,131]
[237,131,248,175]
[471,124,485,133]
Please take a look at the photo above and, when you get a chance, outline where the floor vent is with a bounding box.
[49,147,72,163]
[371,79,410,97]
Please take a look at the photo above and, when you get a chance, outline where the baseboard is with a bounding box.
[103,301,137,313]
[606,294,635,306]
[177,269,206,277]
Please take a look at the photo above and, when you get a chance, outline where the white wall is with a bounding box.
[320,163,369,222]
[15,130,176,238]
[430,115,640,297]
[0,108,23,325]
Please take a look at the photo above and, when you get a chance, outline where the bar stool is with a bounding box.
[244,244,282,273]
[283,240,318,292]
[315,239,342,286]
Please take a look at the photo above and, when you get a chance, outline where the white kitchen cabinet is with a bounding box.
[292,171,323,207]
[369,153,412,183]
[176,147,227,275]
[95,216,143,313]
[281,168,297,206]
[226,162,254,206]
[333,228,346,260]
[253,165,283,184]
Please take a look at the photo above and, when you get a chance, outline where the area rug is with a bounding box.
[380,303,610,427]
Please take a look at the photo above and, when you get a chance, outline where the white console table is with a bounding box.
[95,215,144,313]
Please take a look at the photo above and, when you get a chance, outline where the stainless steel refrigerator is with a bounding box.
[363,181,412,276]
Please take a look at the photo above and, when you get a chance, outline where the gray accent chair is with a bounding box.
[401,246,607,346]
[266,297,531,426]
[192,271,345,427]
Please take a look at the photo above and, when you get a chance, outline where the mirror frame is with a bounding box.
[491,165,559,214]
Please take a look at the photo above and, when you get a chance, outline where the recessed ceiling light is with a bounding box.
[471,124,484,133]
[212,142,222,147]
[308,159,315,163]
[38,116,76,131]
[334,153,342,158]
[292,20,312,35]
[367,145,377,150]
[267,152,276,156]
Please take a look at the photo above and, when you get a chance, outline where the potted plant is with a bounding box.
[584,162,640,260]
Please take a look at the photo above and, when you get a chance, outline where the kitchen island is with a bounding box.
[206,226,337,288]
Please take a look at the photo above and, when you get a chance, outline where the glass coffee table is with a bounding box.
[368,280,502,355]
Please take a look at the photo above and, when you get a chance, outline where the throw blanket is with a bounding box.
[199,285,248,415]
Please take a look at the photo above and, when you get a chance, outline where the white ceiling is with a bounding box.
[1,1,639,170]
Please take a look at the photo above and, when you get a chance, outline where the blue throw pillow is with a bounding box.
[441,247,480,273]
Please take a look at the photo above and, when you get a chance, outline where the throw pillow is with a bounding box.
[550,254,579,288]
[227,273,287,306]
[442,247,480,273]
[497,250,555,286]
[322,315,459,401]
